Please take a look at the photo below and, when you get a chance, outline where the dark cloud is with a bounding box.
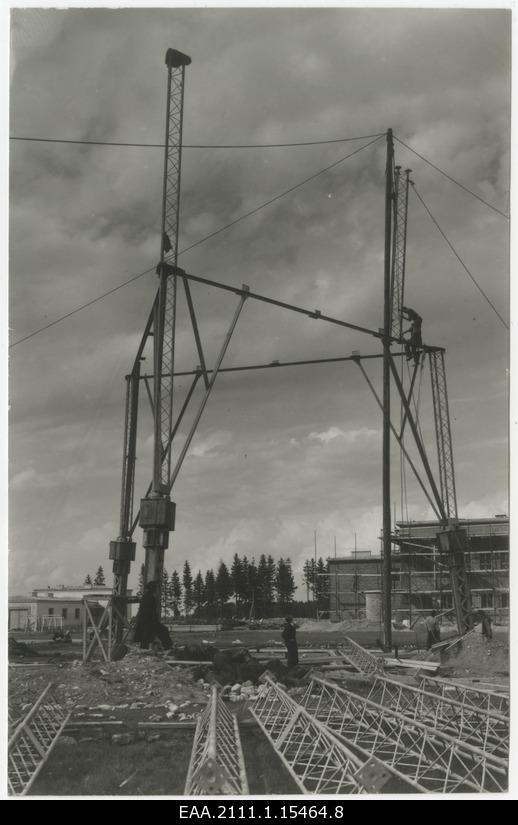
[9,8,509,594]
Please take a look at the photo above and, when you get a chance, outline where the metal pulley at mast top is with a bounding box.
[140,48,192,590]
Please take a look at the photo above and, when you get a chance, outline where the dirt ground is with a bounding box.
[441,633,509,679]
[28,727,299,797]
[9,627,510,797]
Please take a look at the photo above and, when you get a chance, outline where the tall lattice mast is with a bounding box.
[138,49,191,604]
[390,166,411,339]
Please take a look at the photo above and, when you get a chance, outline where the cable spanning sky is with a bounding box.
[9,7,510,596]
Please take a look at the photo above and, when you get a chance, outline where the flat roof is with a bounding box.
[329,555,381,563]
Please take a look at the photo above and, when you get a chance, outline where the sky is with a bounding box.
[7,6,510,598]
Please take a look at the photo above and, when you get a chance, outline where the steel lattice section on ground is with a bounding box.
[8,683,71,796]
[250,677,422,794]
[367,675,509,758]
[185,687,249,795]
[299,676,507,793]
[418,675,509,716]
[335,636,385,676]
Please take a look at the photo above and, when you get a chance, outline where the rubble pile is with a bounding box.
[8,647,211,713]
[441,634,509,678]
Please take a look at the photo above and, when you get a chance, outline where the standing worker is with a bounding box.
[282,615,299,669]
[425,610,440,650]
[480,611,493,641]
[402,306,423,366]
[133,580,173,652]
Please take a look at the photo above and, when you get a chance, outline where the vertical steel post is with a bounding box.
[382,129,394,648]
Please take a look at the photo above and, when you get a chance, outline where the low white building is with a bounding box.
[9,584,133,632]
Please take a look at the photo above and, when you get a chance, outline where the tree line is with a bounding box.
[134,553,330,620]
[83,554,331,619]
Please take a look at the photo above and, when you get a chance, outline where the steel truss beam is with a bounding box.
[418,675,510,717]
[185,687,249,795]
[390,166,411,339]
[336,636,385,676]
[250,677,415,794]
[8,683,71,796]
[367,675,509,758]
[429,349,457,519]
[300,677,507,793]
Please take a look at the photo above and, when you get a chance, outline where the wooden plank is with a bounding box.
[384,658,439,671]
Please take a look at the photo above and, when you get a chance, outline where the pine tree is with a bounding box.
[93,565,106,586]
[267,555,276,601]
[193,571,205,613]
[215,561,232,612]
[169,570,182,617]
[316,557,330,610]
[204,569,216,613]
[256,554,275,616]
[230,554,246,615]
[183,561,194,616]
[84,574,92,587]
[136,563,145,598]
[161,568,170,618]
[247,557,258,618]
[303,559,317,601]
[276,557,296,607]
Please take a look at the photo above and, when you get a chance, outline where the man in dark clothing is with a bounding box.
[425,611,440,650]
[282,615,299,669]
[133,580,173,651]
[480,611,493,641]
[402,306,423,366]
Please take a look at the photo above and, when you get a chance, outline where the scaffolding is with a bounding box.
[8,683,71,796]
[299,676,507,793]
[184,687,249,795]
[393,520,509,623]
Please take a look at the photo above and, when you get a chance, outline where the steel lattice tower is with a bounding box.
[141,49,191,595]
[429,348,457,519]
[390,166,411,339]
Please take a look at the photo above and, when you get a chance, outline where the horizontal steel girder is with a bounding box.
[300,677,508,793]
[185,687,249,795]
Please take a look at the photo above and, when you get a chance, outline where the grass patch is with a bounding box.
[28,727,297,797]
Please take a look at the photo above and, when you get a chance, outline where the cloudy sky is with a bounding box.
[8,7,510,597]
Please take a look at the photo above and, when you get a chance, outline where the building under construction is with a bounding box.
[329,515,509,624]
